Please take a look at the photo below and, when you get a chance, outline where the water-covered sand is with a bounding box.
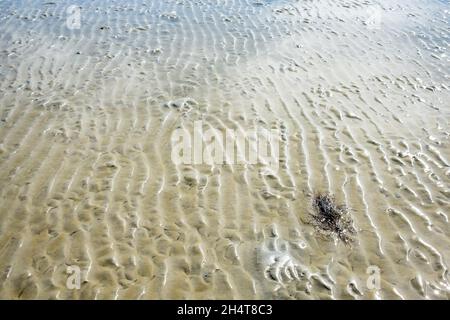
[0,0,449,299]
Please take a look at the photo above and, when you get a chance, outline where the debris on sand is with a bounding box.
[311,193,355,244]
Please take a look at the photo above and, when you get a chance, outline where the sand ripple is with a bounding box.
[0,0,449,299]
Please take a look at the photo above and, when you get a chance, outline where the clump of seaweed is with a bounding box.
[311,193,355,244]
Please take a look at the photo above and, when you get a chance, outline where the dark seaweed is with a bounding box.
[312,193,355,244]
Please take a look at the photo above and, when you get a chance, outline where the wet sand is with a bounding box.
[0,0,449,299]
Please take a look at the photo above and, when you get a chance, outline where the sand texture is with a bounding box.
[0,0,449,299]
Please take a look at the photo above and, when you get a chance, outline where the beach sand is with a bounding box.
[0,0,449,299]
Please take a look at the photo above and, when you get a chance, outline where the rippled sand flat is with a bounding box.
[0,0,449,299]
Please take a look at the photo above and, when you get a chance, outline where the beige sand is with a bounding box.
[0,0,449,299]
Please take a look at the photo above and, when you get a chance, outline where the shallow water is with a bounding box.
[0,0,449,299]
